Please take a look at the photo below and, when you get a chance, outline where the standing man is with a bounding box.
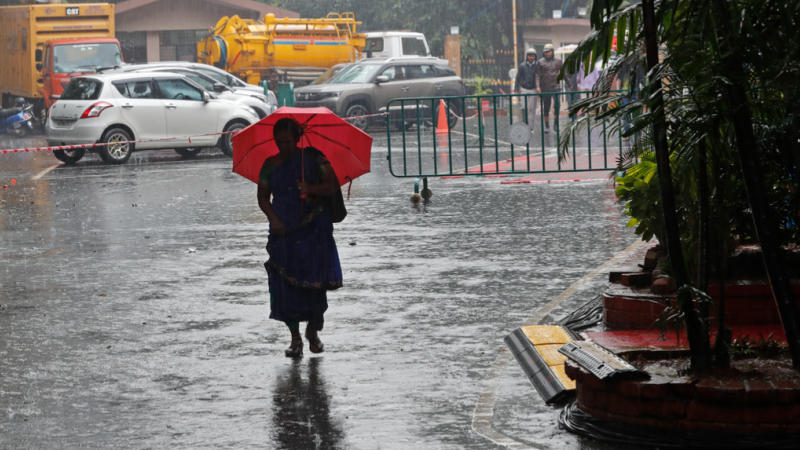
[537,43,563,133]
[515,48,538,130]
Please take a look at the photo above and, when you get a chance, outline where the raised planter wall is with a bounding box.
[565,359,800,433]
[603,281,800,330]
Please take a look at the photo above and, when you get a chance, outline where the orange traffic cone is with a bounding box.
[437,131,448,148]
[435,99,448,134]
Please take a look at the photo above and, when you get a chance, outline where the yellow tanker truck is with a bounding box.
[0,2,121,119]
[197,12,366,85]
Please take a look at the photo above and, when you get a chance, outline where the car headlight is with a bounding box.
[319,91,340,99]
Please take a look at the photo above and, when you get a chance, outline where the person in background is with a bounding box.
[537,43,563,133]
[515,48,539,131]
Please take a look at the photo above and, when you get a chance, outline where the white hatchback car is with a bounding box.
[46,72,259,164]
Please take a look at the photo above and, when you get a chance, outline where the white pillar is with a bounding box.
[146,31,160,62]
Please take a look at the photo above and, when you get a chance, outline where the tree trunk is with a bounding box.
[697,140,710,316]
[709,135,730,366]
[712,0,800,369]
[642,0,711,372]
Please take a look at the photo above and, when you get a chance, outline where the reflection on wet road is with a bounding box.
[0,133,637,448]
[272,358,344,447]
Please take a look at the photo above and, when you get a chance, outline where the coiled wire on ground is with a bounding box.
[557,294,604,333]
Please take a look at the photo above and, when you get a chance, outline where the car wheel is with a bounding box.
[99,127,133,164]
[445,100,461,128]
[219,121,247,156]
[174,147,203,158]
[345,103,369,130]
[53,148,86,165]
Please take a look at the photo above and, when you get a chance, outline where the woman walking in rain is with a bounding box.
[257,117,342,358]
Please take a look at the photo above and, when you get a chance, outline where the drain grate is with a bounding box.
[558,341,646,380]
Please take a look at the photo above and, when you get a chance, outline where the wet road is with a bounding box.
[1,132,638,449]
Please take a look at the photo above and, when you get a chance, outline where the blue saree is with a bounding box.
[260,148,343,329]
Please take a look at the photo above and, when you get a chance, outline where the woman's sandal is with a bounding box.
[285,338,303,358]
[305,331,324,354]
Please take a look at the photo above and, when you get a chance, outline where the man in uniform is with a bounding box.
[537,43,563,132]
[515,48,538,130]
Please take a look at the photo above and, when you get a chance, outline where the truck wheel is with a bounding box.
[53,149,85,165]
[99,127,133,164]
[218,121,247,156]
[345,103,369,130]
[175,147,203,158]
[36,101,48,132]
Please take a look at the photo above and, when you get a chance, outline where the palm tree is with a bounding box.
[561,0,800,371]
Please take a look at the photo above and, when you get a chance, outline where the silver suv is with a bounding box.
[293,57,465,129]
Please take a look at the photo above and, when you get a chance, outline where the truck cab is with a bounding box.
[363,32,431,59]
[40,37,123,109]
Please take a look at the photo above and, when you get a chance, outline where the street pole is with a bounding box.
[512,0,518,73]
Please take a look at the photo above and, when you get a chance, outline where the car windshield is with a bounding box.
[313,64,358,85]
[189,67,245,87]
[60,77,103,100]
[191,67,227,85]
[313,66,341,85]
[53,43,122,73]
[402,37,428,56]
[329,63,382,83]
[175,72,214,91]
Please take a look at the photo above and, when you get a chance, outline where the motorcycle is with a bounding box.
[0,98,35,137]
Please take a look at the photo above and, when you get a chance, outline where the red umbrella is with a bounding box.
[231,106,372,185]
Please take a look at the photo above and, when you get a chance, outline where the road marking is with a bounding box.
[470,238,648,448]
[29,156,231,181]
[32,163,61,180]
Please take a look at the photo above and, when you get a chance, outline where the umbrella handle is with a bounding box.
[299,147,307,200]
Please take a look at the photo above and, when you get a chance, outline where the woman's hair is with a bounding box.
[273,117,303,140]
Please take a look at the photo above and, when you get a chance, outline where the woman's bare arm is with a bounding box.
[257,182,287,235]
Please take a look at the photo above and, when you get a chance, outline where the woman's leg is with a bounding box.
[305,315,324,353]
[285,321,303,357]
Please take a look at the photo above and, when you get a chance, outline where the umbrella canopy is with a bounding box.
[232,106,372,185]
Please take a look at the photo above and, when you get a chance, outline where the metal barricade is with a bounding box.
[385,91,631,178]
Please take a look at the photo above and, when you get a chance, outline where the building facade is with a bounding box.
[519,17,590,57]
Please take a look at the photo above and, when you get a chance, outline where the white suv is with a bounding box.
[46,72,259,164]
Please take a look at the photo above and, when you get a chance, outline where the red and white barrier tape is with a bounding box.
[0,112,391,155]
[0,130,239,155]
[342,112,388,121]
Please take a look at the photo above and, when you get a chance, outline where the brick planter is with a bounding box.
[565,357,800,433]
[603,280,800,330]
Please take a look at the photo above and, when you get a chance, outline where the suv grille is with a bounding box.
[296,92,328,101]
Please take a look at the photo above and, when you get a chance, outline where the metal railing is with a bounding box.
[385,90,631,178]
